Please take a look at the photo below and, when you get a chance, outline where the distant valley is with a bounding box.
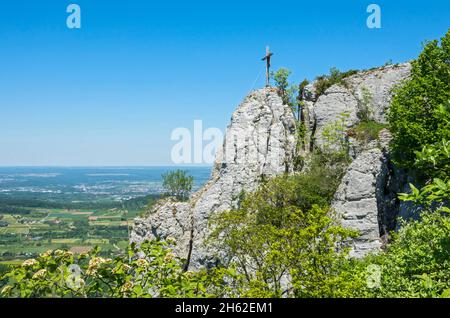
[0,167,211,265]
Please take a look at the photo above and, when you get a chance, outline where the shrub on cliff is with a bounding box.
[314,68,358,98]
[161,170,194,201]
[324,209,450,298]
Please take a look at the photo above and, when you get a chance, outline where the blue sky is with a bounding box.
[0,0,449,166]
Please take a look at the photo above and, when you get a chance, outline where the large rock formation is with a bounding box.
[332,146,386,257]
[131,87,297,269]
[331,130,394,257]
[305,63,412,257]
[304,63,411,148]
[132,62,415,263]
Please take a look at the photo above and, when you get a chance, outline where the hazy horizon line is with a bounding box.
[0,165,213,168]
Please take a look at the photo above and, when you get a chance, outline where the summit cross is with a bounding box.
[261,46,274,87]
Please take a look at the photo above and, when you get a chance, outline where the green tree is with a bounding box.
[161,170,194,201]
[398,137,450,212]
[209,175,357,297]
[388,29,450,171]
[272,68,298,112]
[414,138,450,181]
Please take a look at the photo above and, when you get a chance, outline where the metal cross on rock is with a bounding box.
[261,46,274,87]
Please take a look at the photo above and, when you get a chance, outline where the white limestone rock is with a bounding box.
[332,147,385,258]
[309,63,411,149]
[346,63,412,123]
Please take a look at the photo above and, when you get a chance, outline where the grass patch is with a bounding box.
[347,120,388,142]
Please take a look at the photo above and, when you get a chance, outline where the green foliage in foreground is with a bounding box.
[3,209,450,298]
[388,29,450,171]
[0,240,238,298]
[368,210,450,298]
[398,136,450,214]
[414,137,450,182]
[400,178,450,212]
[327,209,450,298]
[1,157,449,298]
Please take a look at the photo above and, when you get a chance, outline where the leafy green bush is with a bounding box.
[398,138,450,211]
[388,29,450,170]
[293,153,348,212]
[0,240,234,298]
[323,209,450,298]
[209,175,357,297]
[399,179,450,212]
[414,139,450,180]
[362,210,450,298]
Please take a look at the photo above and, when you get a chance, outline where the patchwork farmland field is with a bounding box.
[0,207,141,263]
[0,166,211,265]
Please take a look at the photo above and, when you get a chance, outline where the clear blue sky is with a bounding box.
[1,0,449,166]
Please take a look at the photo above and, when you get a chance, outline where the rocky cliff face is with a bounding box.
[131,88,297,269]
[303,63,411,149]
[132,62,414,263]
[312,63,412,257]
[331,130,393,257]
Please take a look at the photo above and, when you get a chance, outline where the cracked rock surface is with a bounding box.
[303,63,413,258]
[305,63,411,149]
